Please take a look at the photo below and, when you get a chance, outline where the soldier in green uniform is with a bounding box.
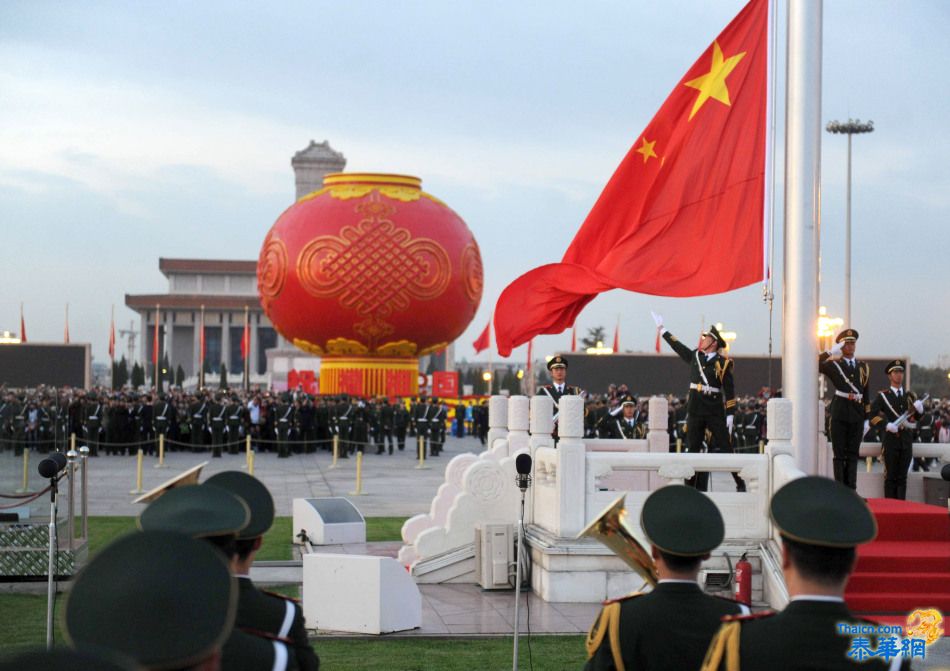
[209,393,227,458]
[137,485,297,670]
[394,398,409,451]
[152,393,175,453]
[653,313,744,492]
[12,397,27,457]
[819,329,871,490]
[64,530,238,671]
[539,355,584,441]
[227,394,246,455]
[205,471,320,671]
[189,392,209,453]
[429,398,447,457]
[37,397,53,453]
[0,392,15,453]
[702,476,909,671]
[336,396,353,456]
[597,394,645,439]
[378,398,395,455]
[585,485,747,670]
[869,360,923,500]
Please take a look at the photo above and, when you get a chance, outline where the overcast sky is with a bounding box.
[1,1,948,370]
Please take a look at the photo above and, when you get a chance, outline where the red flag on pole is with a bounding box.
[19,304,26,343]
[655,328,662,354]
[64,304,70,344]
[108,312,115,359]
[494,0,769,356]
[199,306,206,366]
[472,316,491,354]
[570,325,577,353]
[612,318,620,353]
[241,317,250,360]
[152,305,160,367]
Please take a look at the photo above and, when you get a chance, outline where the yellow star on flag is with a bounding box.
[684,40,746,121]
[636,138,658,164]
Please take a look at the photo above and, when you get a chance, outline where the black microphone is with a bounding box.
[941,464,950,482]
[37,452,68,479]
[515,453,532,492]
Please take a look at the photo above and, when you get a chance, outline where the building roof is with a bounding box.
[158,258,257,277]
[125,294,264,311]
[291,139,346,165]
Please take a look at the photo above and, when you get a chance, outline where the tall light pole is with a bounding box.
[825,118,874,327]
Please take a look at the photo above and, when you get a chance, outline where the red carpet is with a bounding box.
[846,498,950,616]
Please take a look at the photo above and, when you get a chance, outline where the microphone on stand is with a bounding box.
[512,452,533,671]
[515,453,532,493]
[37,453,68,480]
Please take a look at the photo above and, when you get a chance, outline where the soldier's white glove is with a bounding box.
[914,399,924,414]
[829,342,844,358]
[726,415,734,432]
[650,311,663,328]
[886,422,899,434]
[863,420,870,436]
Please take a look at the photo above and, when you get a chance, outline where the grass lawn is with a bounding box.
[315,635,587,670]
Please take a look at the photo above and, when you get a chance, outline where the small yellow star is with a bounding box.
[684,40,746,121]
[635,137,658,164]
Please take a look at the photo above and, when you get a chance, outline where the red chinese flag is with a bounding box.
[19,306,26,343]
[612,321,620,353]
[240,322,250,360]
[570,325,577,353]
[152,309,160,367]
[108,318,115,359]
[472,317,491,354]
[494,0,768,356]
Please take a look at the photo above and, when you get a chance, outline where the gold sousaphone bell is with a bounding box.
[578,494,659,587]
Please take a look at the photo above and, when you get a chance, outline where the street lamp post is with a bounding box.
[826,118,874,327]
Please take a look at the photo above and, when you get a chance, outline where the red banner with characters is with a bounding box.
[432,371,459,397]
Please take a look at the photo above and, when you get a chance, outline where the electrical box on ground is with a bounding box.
[475,523,513,590]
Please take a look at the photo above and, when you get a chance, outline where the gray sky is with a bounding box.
[1,1,948,370]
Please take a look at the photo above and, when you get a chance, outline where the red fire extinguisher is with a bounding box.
[734,553,752,605]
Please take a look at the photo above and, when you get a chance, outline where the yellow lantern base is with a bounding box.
[319,356,419,397]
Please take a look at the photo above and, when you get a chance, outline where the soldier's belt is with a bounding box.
[229,416,241,420]
[689,383,721,394]
[834,390,863,402]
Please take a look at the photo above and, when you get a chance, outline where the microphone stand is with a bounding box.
[46,472,61,650]
[512,475,530,671]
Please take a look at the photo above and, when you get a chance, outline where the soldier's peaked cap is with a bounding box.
[547,355,568,370]
[137,483,249,539]
[641,485,724,556]
[885,359,905,374]
[702,324,728,349]
[770,476,877,548]
[621,394,637,406]
[65,530,236,670]
[203,471,275,539]
[836,329,859,343]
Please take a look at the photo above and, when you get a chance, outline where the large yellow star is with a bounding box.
[636,137,658,164]
[684,41,746,121]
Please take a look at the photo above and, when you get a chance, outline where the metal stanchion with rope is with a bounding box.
[676,438,682,454]
[414,435,429,470]
[329,435,340,469]
[15,447,32,493]
[243,436,252,470]
[130,448,145,495]
[248,448,255,476]
[155,434,168,469]
[349,452,363,495]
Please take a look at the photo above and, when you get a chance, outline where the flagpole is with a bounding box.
[783,0,823,474]
[64,304,69,344]
[154,304,161,390]
[199,305,205,390]
[243,305,250,392]
[110,305,115,391]
[487,313,493,396]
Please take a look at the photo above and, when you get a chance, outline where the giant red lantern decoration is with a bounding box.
[258,173,483,397]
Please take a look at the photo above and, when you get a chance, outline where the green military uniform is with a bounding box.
[585,485,746,671]
[702,477,909,671]
[189,396,208,452]
[137,486,296,670]
[64,530,237,670]
[275,395,295,458]
[83,397,102,456]
[540,355,584,441]
[227,396,246,455]
[597,395,645,439]
[209,394,227,458]
[869,360,920,500]
[152,395,175,453]
[205,471,320,671]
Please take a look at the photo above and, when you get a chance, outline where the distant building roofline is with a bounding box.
[158,258,257,276]
[125,294,263,311]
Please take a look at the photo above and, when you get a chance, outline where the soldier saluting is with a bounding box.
[539,355,584,441]
[818,329,870,490]
[597,394,644,439]
[652,312,745,492]
[869,360,923,500]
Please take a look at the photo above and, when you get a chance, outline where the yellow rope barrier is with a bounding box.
[675,438,682,454]
[248,448,255,476]
[130,448,145,494]
[349,452,364,495]
[414,435,429,470]
[329,435,340,469]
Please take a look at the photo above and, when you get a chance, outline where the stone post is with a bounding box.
[526,395,554,526]
[555,396,586,538]
[647,396,669,490]
[507,396,530,457]
[486,395,509,452]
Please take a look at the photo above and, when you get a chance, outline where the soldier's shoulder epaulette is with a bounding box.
[261,588,301,604]
[721,609,775,623]
[603,591,644,606]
